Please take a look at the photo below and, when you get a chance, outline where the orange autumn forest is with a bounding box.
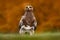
[0,0,60,33]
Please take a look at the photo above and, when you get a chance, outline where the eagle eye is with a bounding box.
[26,7,28,8]
[30,7,32,8]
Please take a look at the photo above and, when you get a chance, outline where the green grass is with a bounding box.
[0,32,60,40]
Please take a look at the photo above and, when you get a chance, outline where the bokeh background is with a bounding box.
[0,0,60,33]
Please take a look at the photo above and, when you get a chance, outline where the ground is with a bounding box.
[0,32,60,40]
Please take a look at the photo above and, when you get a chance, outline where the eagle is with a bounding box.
[19,5,37,35]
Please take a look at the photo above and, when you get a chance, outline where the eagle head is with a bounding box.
[25,5,33,12]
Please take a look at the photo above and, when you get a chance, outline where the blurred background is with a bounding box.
[0,0,60,33]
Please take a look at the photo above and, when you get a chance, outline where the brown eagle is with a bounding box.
[19,5,37,35]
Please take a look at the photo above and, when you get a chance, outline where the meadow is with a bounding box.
[0,32,60,40]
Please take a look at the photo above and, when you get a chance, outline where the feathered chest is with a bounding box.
[22,13,34,26]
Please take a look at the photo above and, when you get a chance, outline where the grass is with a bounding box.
[0,32,60,40]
